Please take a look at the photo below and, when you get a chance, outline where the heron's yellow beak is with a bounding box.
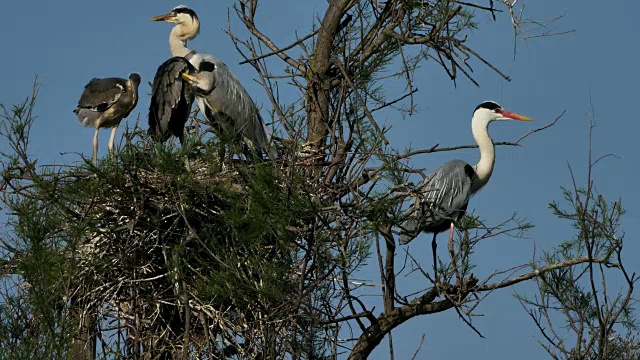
[150,13,176,22]
[181,73,196,82]
[499,109,533,121]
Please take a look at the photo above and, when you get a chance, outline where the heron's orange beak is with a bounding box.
[181,73,196,82]
[150,13,176,22]
[499,109,533,121]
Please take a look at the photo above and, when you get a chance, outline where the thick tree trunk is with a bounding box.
[306,0,352,172]
[69,308,96,360]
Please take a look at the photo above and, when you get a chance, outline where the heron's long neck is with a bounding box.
[471,116,494,193]
[169,26,192,57]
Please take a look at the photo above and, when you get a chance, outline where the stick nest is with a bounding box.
[67,157,305,358]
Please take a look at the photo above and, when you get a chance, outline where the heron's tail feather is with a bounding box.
[398,219,419,245]
[74,108,102,128]
[255,112,278,160]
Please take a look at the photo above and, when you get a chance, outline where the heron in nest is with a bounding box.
[151,5,276,160]
[74,73,141,164]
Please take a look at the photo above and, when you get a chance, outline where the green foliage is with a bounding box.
[0,91,73,359]
[0,84,327,357]
[549,186,625,262]
[3,1,633,359]
[517,178,638,359]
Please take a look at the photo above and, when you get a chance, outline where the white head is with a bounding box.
[472,101,533,124]
[151,5,200,41]
[469,101,532,191]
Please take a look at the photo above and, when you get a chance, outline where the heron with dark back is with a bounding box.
[148,57,202,144]
[73,73,141,165]
[399,101,532,276]
[151,5,276,160]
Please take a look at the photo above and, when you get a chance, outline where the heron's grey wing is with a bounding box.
[76,78,127,112]
[252,112,277,159]
[399,160,474,244]
[213,60,275,158]
[419,160,474,217]
[191,53,275,158]
[198,98,235,137]
[148,57,195,142]
[398,218,420,245]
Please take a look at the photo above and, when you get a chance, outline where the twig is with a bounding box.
[334,59,389,145]
[513,110,565,144]
[239,28,319,66]
[476,256,618,292]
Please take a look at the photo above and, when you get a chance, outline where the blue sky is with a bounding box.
[0,1,637,359]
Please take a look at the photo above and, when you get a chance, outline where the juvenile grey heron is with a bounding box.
[148,57,200,144]
[151,5,276,160]
[399,101,532,274]
[73,73,141,165]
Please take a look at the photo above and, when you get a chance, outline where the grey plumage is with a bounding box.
[74,73,141,164]
[188,53,276,159]
[151,5,276,160]
[397,101,532,278]
[398,101,532,247]
[399,160,476,245]
[148,57,196,144]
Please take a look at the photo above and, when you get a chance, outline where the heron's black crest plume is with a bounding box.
[199,61,216,72]
[172,5,198,20]
[475,101,501,112]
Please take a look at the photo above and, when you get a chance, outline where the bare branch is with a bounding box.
[476,257,619,292]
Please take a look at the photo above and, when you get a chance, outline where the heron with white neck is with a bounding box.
[150,5,276,160]
[399,101,532,275]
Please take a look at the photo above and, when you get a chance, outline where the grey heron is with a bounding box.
[148,57,200,144]
[151,5,277,160]
[73,73,141,165]
[399,101,532,274]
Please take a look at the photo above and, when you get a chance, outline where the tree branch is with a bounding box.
[476,256,618,292]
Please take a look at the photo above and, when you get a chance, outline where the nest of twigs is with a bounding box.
[66,152,306,358]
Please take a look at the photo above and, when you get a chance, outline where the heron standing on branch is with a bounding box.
[151,5,276,160]
[399,101,532,275]
[73,73,141,165]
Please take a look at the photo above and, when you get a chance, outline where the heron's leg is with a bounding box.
[431,233,438,279]
[92,127,100,165]
[242,144,250,159]
[178,135,191,170]
[108,127,117,159]
[243,143,261,162]
[448,221,461,282]
[448,222,455,256]
[217,144,226,164]
[227,144,238,167]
